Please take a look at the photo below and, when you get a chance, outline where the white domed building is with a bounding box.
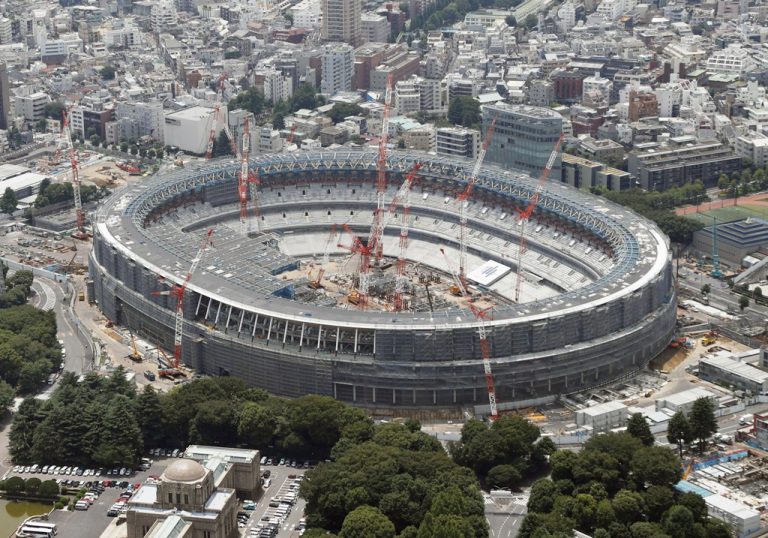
[126,458,239,538]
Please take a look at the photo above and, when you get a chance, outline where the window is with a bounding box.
[184,494,189,504]
[168,493,173,503]
[176,493,181,505]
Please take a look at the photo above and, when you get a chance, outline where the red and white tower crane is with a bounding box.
[366,73,394,267]
[152,229,214,373]
[441,248,498,420]
[456,118,496,286]
[238,116,260,235]
[205,74,237,160]
[61,108,86,239]
[514,134,564,303]
[389,162,422,311]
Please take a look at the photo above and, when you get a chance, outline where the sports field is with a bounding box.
[683,204,768,225]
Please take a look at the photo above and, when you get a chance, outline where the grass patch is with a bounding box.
[684,205,767,225]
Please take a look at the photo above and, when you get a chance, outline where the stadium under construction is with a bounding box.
[88,150,676,413]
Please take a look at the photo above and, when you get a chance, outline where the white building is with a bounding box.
[321,43,353,96]
[41,34,83,58]
[164,106,222,155]
[361,13,389,43]
[115,101,165,143]
[735,131,768,168]
[699,353,768,395]
[256,68,293,103]
[151,1,179,33]
[0,18,12,45]
[582,72,612,107]
[655,387,716,415]
[394,77,447,114]
[16,92,49,122]
[291,0,322,29]
[705,495,760,538]
[258,127,284,153]
[557,1,576,31]
[706,45,756,75]
[575,401,628,434]
[463,9,508,28]
[105,25,142,48]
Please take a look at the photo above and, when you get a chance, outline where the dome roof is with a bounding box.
[162,458,206,483]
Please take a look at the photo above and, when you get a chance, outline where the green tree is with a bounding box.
[631,446,681,487]
[273,113,285,130]
[4,476,24,495]
[238,402,279,448]
[629,521,668,538]
[667,411,692,458]
[612,489,644,524]
[626,413,655,446]
[739,295,750,311]
[447,96,480,128]
[44,101,66,120]
[642,485,675,521]
[524,13,537,29]
[9,398,47,463]
[0,379,14,412]
[136,385,166,449]
[328,103,364,124]
[486,464,522,490]
[38,479,59,498]
[662,505,695,538]
[505,14,516,26]
[527,479,556,513]
[100,65,116,80]
[338,505,395,538]
[678,491,707,523]
[701,284,710,295]
[704,519,731,538]
[688,397,717,452]
[89,134,101,147]
[92,394,143,466]
[25,477,41,496]
[0,187,17,215]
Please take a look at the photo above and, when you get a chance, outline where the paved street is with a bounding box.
[486,490,528,538]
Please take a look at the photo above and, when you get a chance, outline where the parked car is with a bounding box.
[75,501,89,511]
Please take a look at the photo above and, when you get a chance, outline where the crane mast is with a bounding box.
[440,248,498,419]
[514,134,564,303]
[366,73,394,268]
[61,108,86,238]
[238,116,253,235]
[457,118,496,285]
[205,74,237,160]
[389,163,422,311]
[153,229,214,369]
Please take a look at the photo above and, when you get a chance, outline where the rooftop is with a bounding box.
[146,515,192,538]
[185,445,259,464]
[699,354,768,384]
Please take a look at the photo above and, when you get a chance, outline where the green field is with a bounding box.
[684,204,768,225]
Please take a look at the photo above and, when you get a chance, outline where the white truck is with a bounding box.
[739,414,754,425]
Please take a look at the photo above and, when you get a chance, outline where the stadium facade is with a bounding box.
[89,150,676,411]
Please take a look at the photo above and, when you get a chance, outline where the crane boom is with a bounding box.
[514,134,564,303]
[238,116,252,235]
[61,108,86,238]
[440,248,498,419]
[457,118,496,284]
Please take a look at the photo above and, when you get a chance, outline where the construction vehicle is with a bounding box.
[127,332,143,362]
[701,331,718,346]
[347,289,361,305]
[441,248,498,420]
[117,161,141,174]
[152,229,214,374]
[308,268,325,289]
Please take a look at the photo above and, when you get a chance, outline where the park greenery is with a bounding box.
[593,184,706,244]
[716,165,768,198]
[0,267,61,395]
[449,416,556,490]
[1,187,17,215]
[407,0,524,33]
[0,476,60,499]
[230,84,325,126]
[447,96,481,129]
[33,178,109,208]
[328,103,364,124]
[520,431,731,538]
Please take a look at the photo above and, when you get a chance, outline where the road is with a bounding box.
[486,490,528,538]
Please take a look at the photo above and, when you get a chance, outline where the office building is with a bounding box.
[698,354,768,395]
[436,127,480,159]
[16,92,49,123]
[627,138,741,191]
[575,401,628,434]
[361,13,389,43]
[321,43,354,96]
[561,154,631,191]
[322,0,361,46]
[0,63,11,131]
[164,106,223,155]
[115,101,165,143]
[482,103,563,177]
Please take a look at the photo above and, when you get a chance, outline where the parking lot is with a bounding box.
[242,460,308,538]
[26,455,182,538]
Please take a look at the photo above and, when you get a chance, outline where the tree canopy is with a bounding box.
[447,96,481,128]
[520,432,728,538]
[0,187,17,215]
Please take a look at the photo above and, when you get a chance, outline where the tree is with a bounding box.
[136,386,166,449]
[701,284,710,295]
[678,491,707,523]
[237,402,278,448]
[740,295,750,311]
[38,479,59,498]
[666,411,692,458]
[688,397,717,453]
[447,96,480,128]
[631,446,682,487]
[25,477,41,496]
[662,505,695,538]
[524,13,538,29]
[486,464,522,490]
[527,479,556,513]
[273,113,285,130]
[328,103,364,124]
[0,379,14,412]
[100,65,116,80]
[89,134,101,147]
[755,287,763,299]
[505,14,517,26]
[0,187,17,215]
[338,505,395,538]
[4,476,24,495]
[626,413,655,446]
[642,486,675,521]
[44,101,66,120]
[612,489,644,524]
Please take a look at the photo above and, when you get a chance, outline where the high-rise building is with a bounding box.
[0,63,10,131]
[322,0,361,46]
[321,43,354,96]
[482,103,563,178]
[436,127,479,159]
